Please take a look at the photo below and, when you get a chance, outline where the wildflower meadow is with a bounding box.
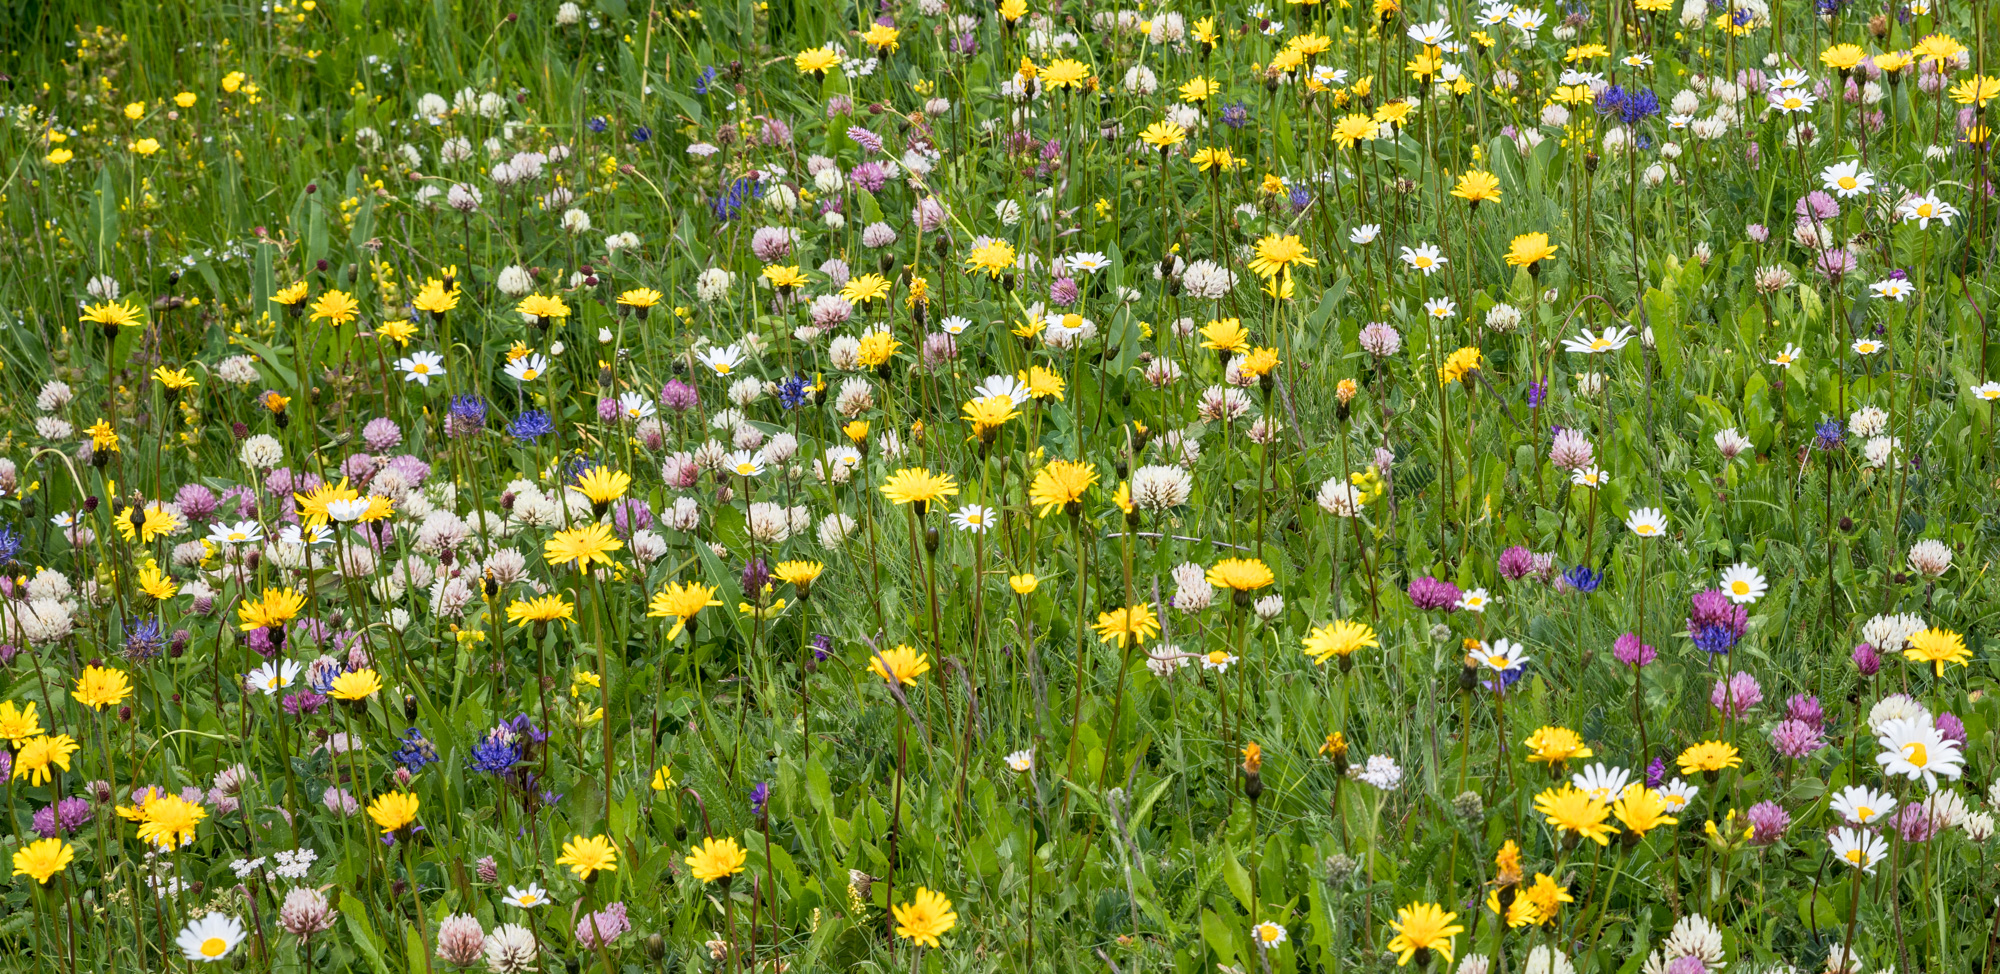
[3,0,2000,971]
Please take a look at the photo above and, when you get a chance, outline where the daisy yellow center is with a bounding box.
[1590,338,1611,350]
[1903,741,1928,767]
[1730,581,1750,595]
[1259,927,1281,942]
[1839,177,1857,189]
[265,677,281,688]
[1985,391,2000,400]
[735,463,757,475]
[966,513,985,524]
[1856,805,1874,820]
[1637,525,1658,535]
[522,368,539,379]
[1486,654,1509,668]
[1777,353,1793,362]
[521,893,539,904]
[1208,651,1229,663]
[714,363,733,374]
[201,938,228,958]
[413,364,430,373]
[1917,204,1935,216]
[228,532,247,541]
[1414,256,1433,267]
[1845,849,1865,864]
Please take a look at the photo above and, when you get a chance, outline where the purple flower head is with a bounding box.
[1937,712,1968,745]
[1746,222,1770,242]
[1613,632,1657,667]
[1644,756,1667,789]
[811,634,834,661]
[1786,694,1824,729]
[1406,577,1462,611]
[1687,589,1748,654]
[596,397,622,423]
[847,126,885,154]
[174,484,220,523]
[1795,191,1841,221]
[1665,955,1707,974]
[575,902,631,949]
[750,781,771,816]
[283,690,328,717]
[1527,380,1548,409]
[611,498,653,538]
[245,626,279,659]
[1891,803,1941,842]
[1746,800,1790,844]
[659,379,700,412]
[1497,546,1538,580]
[1710,671,1763,717]
[1851,641,1881,675]
[1815,248,1858,280]
[1771,719,1825,759]
[741,558,772,599]
[849,161,893,192]
[1049,277,1080,306]
[33,797,94,838]
[363,417,404,452]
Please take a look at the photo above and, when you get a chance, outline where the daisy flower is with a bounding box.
[1400,244,1447,275]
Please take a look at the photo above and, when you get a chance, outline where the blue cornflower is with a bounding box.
[1815,420,1845,451]
[777,374,811,410]
[469,736,522,774]
[1595,85,1660,125]
[587,116,609,133]
[630,125,652,143]
[1287,186,1312,213]
[126,617,166,660]
[1220,101,1251,129]
[501,713,550,745]
[710,176,760,222]
[0,525,20,565]
[1561,565,1602,593]
[694,65,718,95]
[389,727,440,772]
[449,394,487,427]
[510,410,557,442]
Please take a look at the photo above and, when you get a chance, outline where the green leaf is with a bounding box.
[1223,848,1255,913]
[340,893,394,974]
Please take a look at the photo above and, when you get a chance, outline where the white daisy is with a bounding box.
[1400,243,1447,275]
[1716,563,1766,604]
[396,350,447,386]
[245,660,301,695]
[505,353,551,383]
[1829,785,1896,825]
[502,883,551,909]
[1624,506,1667,538]
[949,504,995,533]
[178,913,246,963]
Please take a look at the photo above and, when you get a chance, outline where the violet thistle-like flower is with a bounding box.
[1644,756,1667,789]
[1851,642,1881,676]
[659,379,700,411]
[1746,800,1790,844]
[1686,589,1748,654]
[1786,694,1825,729]
[1937,712,1968,745]
[1710,671,1763,717]
[1406,577,1462,611]
[1612,633,1656,667]
[1497,546,1538,580]
[1770,719,1824,759]
[575,902,631,948]
[1891,803,1942,842]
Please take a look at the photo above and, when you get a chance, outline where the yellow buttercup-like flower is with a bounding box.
[559,834,620,879]
[648,582,725,640]
[1028,460,1098,517]
[893,888,960,948]
[868,645,932,686]
[366,792,421,834]
[684,836,746,883]
[11,838,73,884]
[73,665,133,710]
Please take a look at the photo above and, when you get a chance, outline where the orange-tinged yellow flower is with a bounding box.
[648,582,725,640]
[366,792,421,834]
[1028,460,1098,517]
[73,666,133,710]
[1093,603,1161,647]
[868,644,932,685]
[544,523,623,569]
[893,888,959,947]
[1451,169,1502,206]
[684,836,746,883]
[559,834,621,879]
[238,588,307,631]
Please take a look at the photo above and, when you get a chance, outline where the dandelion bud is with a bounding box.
[647,933,667,960]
